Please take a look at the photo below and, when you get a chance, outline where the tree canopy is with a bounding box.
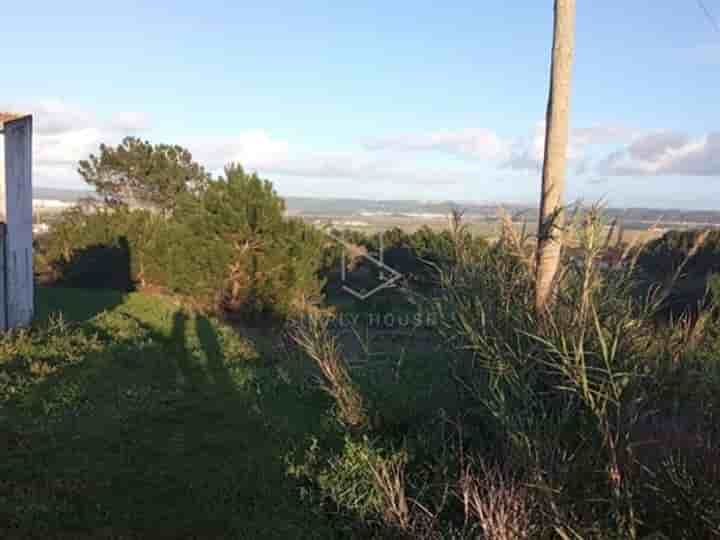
[78,137,211,213]
[172,163,324,320]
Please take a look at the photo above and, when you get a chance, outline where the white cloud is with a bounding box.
[503,122,547,172]
[108,111,151,132]
[191,130,291,172]
[598,131,720,176]
[360,123,638,175]
[188,130,477,186]
[0,99,149,188]
[505,124,720,178]
[230,146,473,186]
[30,100,96,135]
[4,100,717,201]
[35,129,107,167]
[364,128,507,161]
[572,125,639,146]
[1,101,479,190]
[503,122,639,173]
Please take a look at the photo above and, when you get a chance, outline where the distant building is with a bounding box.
[32,223,50,235]
[33,199,74,210]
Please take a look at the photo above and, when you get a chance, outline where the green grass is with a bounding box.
[1,287,353,539]
[34,286,128,324]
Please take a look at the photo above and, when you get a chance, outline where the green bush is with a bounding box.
[315,435,413,531]
[324,225,489,294]
[640,229,720,279]
[637,229,720,315]
[169,164,326,320]
[708,272,720,306]
[41,207,170,290]
[40,165,326,322]
[0,314,103,408]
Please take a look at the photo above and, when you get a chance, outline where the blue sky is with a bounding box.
[2,1,719,208]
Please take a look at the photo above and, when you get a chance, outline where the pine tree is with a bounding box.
[78,137,210,214]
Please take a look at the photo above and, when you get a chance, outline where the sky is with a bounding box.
[1,1,720,209]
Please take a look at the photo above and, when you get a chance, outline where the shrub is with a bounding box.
[0,314,103,408]
[317,436,411,531]
[40,164,326,322]
[640,229,720,279]
[170,164,326,320]
[54,242,134,291]
[708,272,720,306]
[323,224,489,296]
[293,208,719,538]
[42,206,170,290]
[425,209,720,538]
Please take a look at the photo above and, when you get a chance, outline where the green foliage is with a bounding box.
[637,229,720,315]
[41,163,326,322]
[78,136,211,213]
[0,314,103,404]
[28,199,720,538]
[640,228,720,279]
[291,210,720,539]
[324,225,488,295]
[421,211,720,538]
[317,436,389,519]
[171,164,326,320]
[708,272,720,306]
[34,286,127,324]
[409,224,487,265]
[42,206,170,290]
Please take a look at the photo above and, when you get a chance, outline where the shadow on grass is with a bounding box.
[1,300,345,539]
[35,286,127,325]
[34,237,134,325]
[51,237,135,293]
[196,315,236,393]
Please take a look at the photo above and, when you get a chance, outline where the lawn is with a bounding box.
[0,287,352,539]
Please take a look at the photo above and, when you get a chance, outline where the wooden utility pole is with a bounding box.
[535,0,576,312]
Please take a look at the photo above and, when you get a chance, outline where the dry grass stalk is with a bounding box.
[669,229,710,286]
[497,208,534,273]
[368,452,411,530]
[459,462,535,540]
[289,314,368,429]
[448,207,470,267]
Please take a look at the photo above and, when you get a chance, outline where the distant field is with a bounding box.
[303,214,666,247]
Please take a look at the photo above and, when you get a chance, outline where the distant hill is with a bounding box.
[284,196,514,216]
[29,189,720,229]
[284,196,720,228]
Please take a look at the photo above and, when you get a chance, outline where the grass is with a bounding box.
[6,215,720,539]
[20,203,720,539]
[34,286,127,324]
[1,287,354,539]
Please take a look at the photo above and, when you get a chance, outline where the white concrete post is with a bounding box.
[0,224,6,330]
[1,114,34,329]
